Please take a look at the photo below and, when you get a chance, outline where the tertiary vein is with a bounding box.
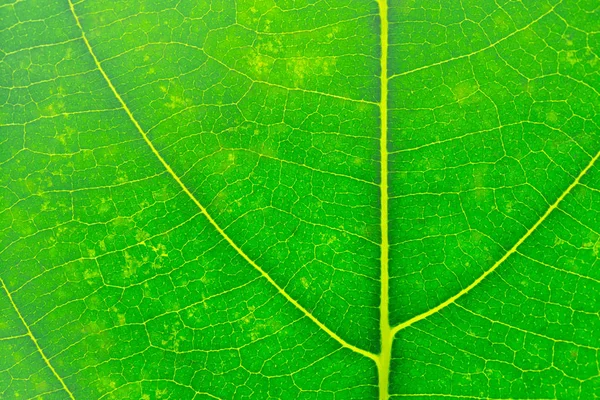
[66,0,377,364]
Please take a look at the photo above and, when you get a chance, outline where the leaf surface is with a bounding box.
[0,0,599,399]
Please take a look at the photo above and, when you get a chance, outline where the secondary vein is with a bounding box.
[388,1,561,80]
[0,279,76,399]
[66,0,376,363]
[391,148,600,337]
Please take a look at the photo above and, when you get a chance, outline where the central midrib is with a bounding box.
[69,0,393,396]
[375,2,600,399]
[377,0,392,399]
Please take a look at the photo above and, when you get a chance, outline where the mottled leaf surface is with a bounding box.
[0,0,598,399]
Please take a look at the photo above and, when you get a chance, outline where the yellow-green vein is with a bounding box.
[377,0,392,399]
[0,278,76,400]
[66,0,377,364]
[391,148,600,337]
[388,1,561,80]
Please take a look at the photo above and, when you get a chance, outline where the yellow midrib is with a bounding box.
[376,0,600,397]
[377,0,392,399]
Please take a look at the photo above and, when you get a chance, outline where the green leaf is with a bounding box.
[1,0,599,398]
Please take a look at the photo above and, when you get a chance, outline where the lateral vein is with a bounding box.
[0,279,76,399]
[388,1,561,80]
[391,148,600,336]
[66,0,376,362]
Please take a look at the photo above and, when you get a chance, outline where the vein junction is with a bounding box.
[390,147,600,337]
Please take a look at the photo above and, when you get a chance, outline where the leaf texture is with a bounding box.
[0,0,599,399]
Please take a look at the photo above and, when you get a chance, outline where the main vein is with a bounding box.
[66,0,376,363]
[391,148,600,337]
[0,279,76,399]
[377,0,392,399]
